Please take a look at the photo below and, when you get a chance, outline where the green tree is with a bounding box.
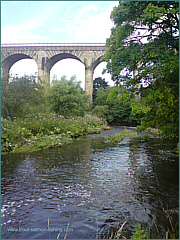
[102,1,179,85]
[47,75,88,117]
[131,66,179,138]
[1,76,44,119]
[93,86,111,107]
[92,85,141,126]
[92,86,111,119]
[93,77,109,101]
[102,1,179,137]
[107,86,141,125]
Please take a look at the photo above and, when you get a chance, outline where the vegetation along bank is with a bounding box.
[1,0,179,155]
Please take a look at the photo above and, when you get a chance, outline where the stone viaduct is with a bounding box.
[1,43,107,102]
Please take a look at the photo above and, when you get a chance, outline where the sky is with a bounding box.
[1,1,119,88]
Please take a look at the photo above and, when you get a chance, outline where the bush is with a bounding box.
[92,86,141,126]
[1,113,109,154]
[47,76,89,117]
[1,77,45,119]
[92,105,109,118]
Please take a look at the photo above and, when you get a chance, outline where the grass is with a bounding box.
[144,127,163,137]
[99,215,179,239]
[106,128,137,145]
[1,113,110,154]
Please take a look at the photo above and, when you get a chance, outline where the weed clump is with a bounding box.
[106,129,137,145]
[1,113,109,154]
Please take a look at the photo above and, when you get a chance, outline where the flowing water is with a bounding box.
[1,127,179,239]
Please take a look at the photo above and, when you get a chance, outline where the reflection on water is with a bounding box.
[1,128,179,239]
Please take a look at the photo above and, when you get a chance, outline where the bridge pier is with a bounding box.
[38,67,50,83]
[1,43,107,102]
[36,54,51,83]
[85,66,94,103]
[1,67,9,79]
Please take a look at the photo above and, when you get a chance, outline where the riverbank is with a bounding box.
[1,113,110,155]
[1,112,167,155]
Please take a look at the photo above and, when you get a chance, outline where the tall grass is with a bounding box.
[1,113,109,154]
[98,216,179,239]
[106,129,137,145]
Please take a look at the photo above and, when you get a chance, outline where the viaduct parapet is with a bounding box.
[1,43,107,102]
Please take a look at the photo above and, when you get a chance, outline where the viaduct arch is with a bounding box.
[1,43,107,102]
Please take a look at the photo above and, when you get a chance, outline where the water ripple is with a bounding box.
[1,130,178,239]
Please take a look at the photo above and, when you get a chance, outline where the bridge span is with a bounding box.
[1,43,107,102]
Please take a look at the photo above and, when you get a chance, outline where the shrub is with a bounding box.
[92,105,109,119]
[1,77,45,119]
[47,76,89,117]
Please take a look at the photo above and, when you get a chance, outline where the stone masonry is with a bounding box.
[1,43,107,102]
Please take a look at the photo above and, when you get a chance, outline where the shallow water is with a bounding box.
[1,127,179,239]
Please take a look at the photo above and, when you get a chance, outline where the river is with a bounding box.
[1,127,179,239]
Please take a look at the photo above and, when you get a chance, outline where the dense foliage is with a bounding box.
[102,1,179,137]
[47,76,88,117]
[1,113,108,154]
[92,85,141,126]
[92,77,109,101]
[1,76,46,119]
[131,66,179,138]
[1,75,109,153]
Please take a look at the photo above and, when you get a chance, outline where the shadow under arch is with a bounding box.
[1,53,32,72]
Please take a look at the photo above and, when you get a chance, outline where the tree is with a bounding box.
[93,86,111,107]
[102,1,179,137]
[1,76,44,119]
[102,1,179,87]
[106,86,141,125]
[92,85,141,126]
[47,76,88,117]
[93,77,109,101]
[131,66,179,138]
[92,86,111,119]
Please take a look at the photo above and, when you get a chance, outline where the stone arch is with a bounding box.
[1,53,32,78]
[45,52,83,72]
[92,56,104,71]
[1,45,107,102]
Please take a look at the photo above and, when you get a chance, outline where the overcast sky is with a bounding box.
[1,1,119,88]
